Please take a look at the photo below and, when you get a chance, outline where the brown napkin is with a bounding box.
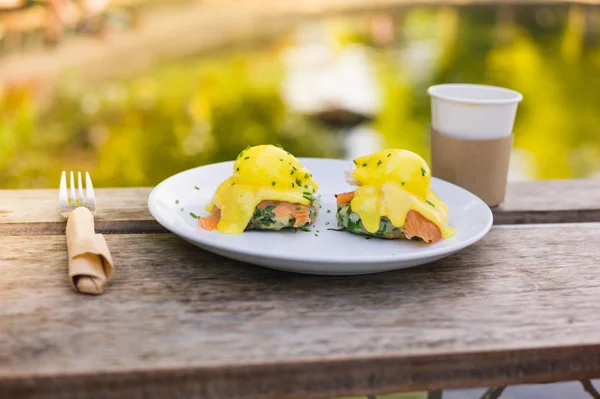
[66,207,114,295]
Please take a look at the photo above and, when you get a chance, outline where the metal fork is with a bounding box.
[59,171,96,216]
[59,171,113,295]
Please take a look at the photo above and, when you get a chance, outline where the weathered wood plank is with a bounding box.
[494,179,600,224]
[0,188,166,235]
[1,179,599,235]
[2,225,600,398]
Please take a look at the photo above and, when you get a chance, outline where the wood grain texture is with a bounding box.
[494,179,600,224]
[1,179,599,235]
[0,187,166,235]
[2,225,600,398]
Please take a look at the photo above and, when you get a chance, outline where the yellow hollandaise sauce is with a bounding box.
[205,144,318,234]
[350,149,455,239]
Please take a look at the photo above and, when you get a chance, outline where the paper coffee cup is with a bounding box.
[427,84,523,206]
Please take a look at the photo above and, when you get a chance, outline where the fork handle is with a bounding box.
[65,207,114,295]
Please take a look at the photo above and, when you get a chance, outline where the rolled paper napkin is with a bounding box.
[430,128,513,207]
[65,207,114,295]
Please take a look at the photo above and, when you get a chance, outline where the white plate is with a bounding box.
[148,158,493,275]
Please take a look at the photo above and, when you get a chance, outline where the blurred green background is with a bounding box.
[1,4,600,189]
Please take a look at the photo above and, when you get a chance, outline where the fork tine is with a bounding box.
[85,172,96,214]
[59,171,68,210]
[69,171,76,206]
[77,171,84,207]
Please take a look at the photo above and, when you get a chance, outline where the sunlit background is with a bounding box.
[1,1,599,189]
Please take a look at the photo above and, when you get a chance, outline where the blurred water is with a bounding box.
[1,4,600,188]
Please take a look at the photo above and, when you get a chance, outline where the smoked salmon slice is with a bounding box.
[403,210,442,244]
[199,207,221,231]
[257,201,311,228]
[199,201,312,231]
[334,190,442,244]
[335,191,355,205]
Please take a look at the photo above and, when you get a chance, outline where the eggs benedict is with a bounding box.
[335,149,454,244]
[200,144,319,234]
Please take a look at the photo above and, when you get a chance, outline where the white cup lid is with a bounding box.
[428,83,523,105]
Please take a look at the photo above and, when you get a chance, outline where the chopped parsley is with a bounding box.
[314,233,318,237]
[290,170,295,175]
[295,178,302,186]
[421,167,427,176]
[304,173,309,178]
[402,181,406,186]
[327,209,331,213]
[362,163,367,167]
[231,182,236,186]
[365,236,372,240]
[194,186,199,190]
[304,184,309,189]
[296,206,302,210]
[326,222,330,225]
[302,191,311,196]
[425,200,436,208]
[175,199,179,204]
[244,156,249,160]
[299,226,310,232]
[189,212,199,219]
[387,153,391,157]
[181,207,184,211]
[353,160,357,165]
[236,167,239,172]
[279,158,283,161]
[271,181,276,186]
[377,160,382,166]
[292,183,295,188]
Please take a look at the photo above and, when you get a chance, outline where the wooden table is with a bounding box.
[1,179,600,399]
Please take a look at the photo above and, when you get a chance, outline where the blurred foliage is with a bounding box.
[1,4,600,188]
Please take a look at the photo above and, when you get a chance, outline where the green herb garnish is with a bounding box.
[292,183,295,188]
[296,206,302,210]
[304,173,309,178]
[362,163,367,167]
[244,156,249,160]
[175,199,179,204]
[425,200,435,207]
[236,167,239,172]
[402,181,406,186]
[377,160,382,166]
[387,153,391,157]
[365,236,372,240]
[296,178,302,186]
[299,226,310,232]
[327,209,331,213]
[290,170,295,175]
[194,186,199,190]
[421,167,427,176]
[190,212,199,219]
[271,181,276,186]
[353,160,357,165]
